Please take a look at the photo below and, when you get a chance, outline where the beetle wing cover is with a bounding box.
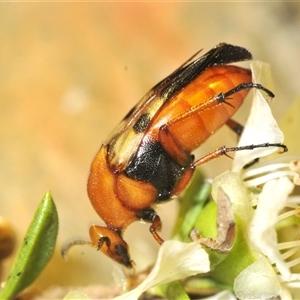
[107,43,252,170]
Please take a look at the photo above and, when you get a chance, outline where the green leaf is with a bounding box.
[0,191,58,300]
[172,170,211,242]
[155,281,190,300]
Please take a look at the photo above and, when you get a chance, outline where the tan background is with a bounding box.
[0,2,299,296]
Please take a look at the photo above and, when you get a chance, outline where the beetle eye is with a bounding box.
[114,243,129,257]
[114,244,132,267]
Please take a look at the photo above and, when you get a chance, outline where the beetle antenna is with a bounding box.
[61,239,92,260]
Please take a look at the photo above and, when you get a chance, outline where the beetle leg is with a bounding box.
[226,118,244,138]
[137,208,164,244]
[172,143,288,197]
[150,215,164,245]
[160,82,275,161]
[158,93,243,165]
[159,124,194,166]
[226,119,272,168]
[159,94,225,166]
[192,143,287,168]
[159,116,246,172]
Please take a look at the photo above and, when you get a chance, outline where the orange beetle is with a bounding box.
[83,43,286,268]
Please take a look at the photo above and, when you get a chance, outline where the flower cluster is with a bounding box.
[110,61,300,300]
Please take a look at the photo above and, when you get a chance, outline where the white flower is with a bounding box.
[207,62,300,299]
[113,240,209,300]
[232,61,285,172]
[112,61,300,300]
[229,62,300,298]
[249,176,294,279]
[232,158,300,299]
[234,256,281,299]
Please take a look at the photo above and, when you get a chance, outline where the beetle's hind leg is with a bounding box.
[171,142,288,197]
[226,119,280,168]
[137,208,164,245]
[159,123,194,167]
[226,118,244,138]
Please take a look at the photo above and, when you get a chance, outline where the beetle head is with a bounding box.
[89,225,133,268]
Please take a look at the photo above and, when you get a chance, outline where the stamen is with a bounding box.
[286,256,300,269]
[290,160,300,172]
[293,174,300,186]
[242,157,300,188]
[277,207,300,222]
[278,240,300,251]
[243,163,290,179]
[244,170,297,187]
[285,203,299,209]
[280,246,300,260]
[285,280,300,288]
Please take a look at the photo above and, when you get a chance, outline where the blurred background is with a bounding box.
[0,2,299,297]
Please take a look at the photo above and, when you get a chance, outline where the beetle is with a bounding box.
[68,43,287,268]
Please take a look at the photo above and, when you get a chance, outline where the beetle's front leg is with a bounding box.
[137,208,164,245]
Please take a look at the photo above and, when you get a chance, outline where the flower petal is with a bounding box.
[63,291,90,300]
[113,240,209,300]
[249,176,294,279]
[232,61,284,172]
[234,256,281,299]
[212,171,252,222]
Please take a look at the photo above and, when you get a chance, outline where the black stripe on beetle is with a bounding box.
[133,113,151,133]
[125,140,184,200]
